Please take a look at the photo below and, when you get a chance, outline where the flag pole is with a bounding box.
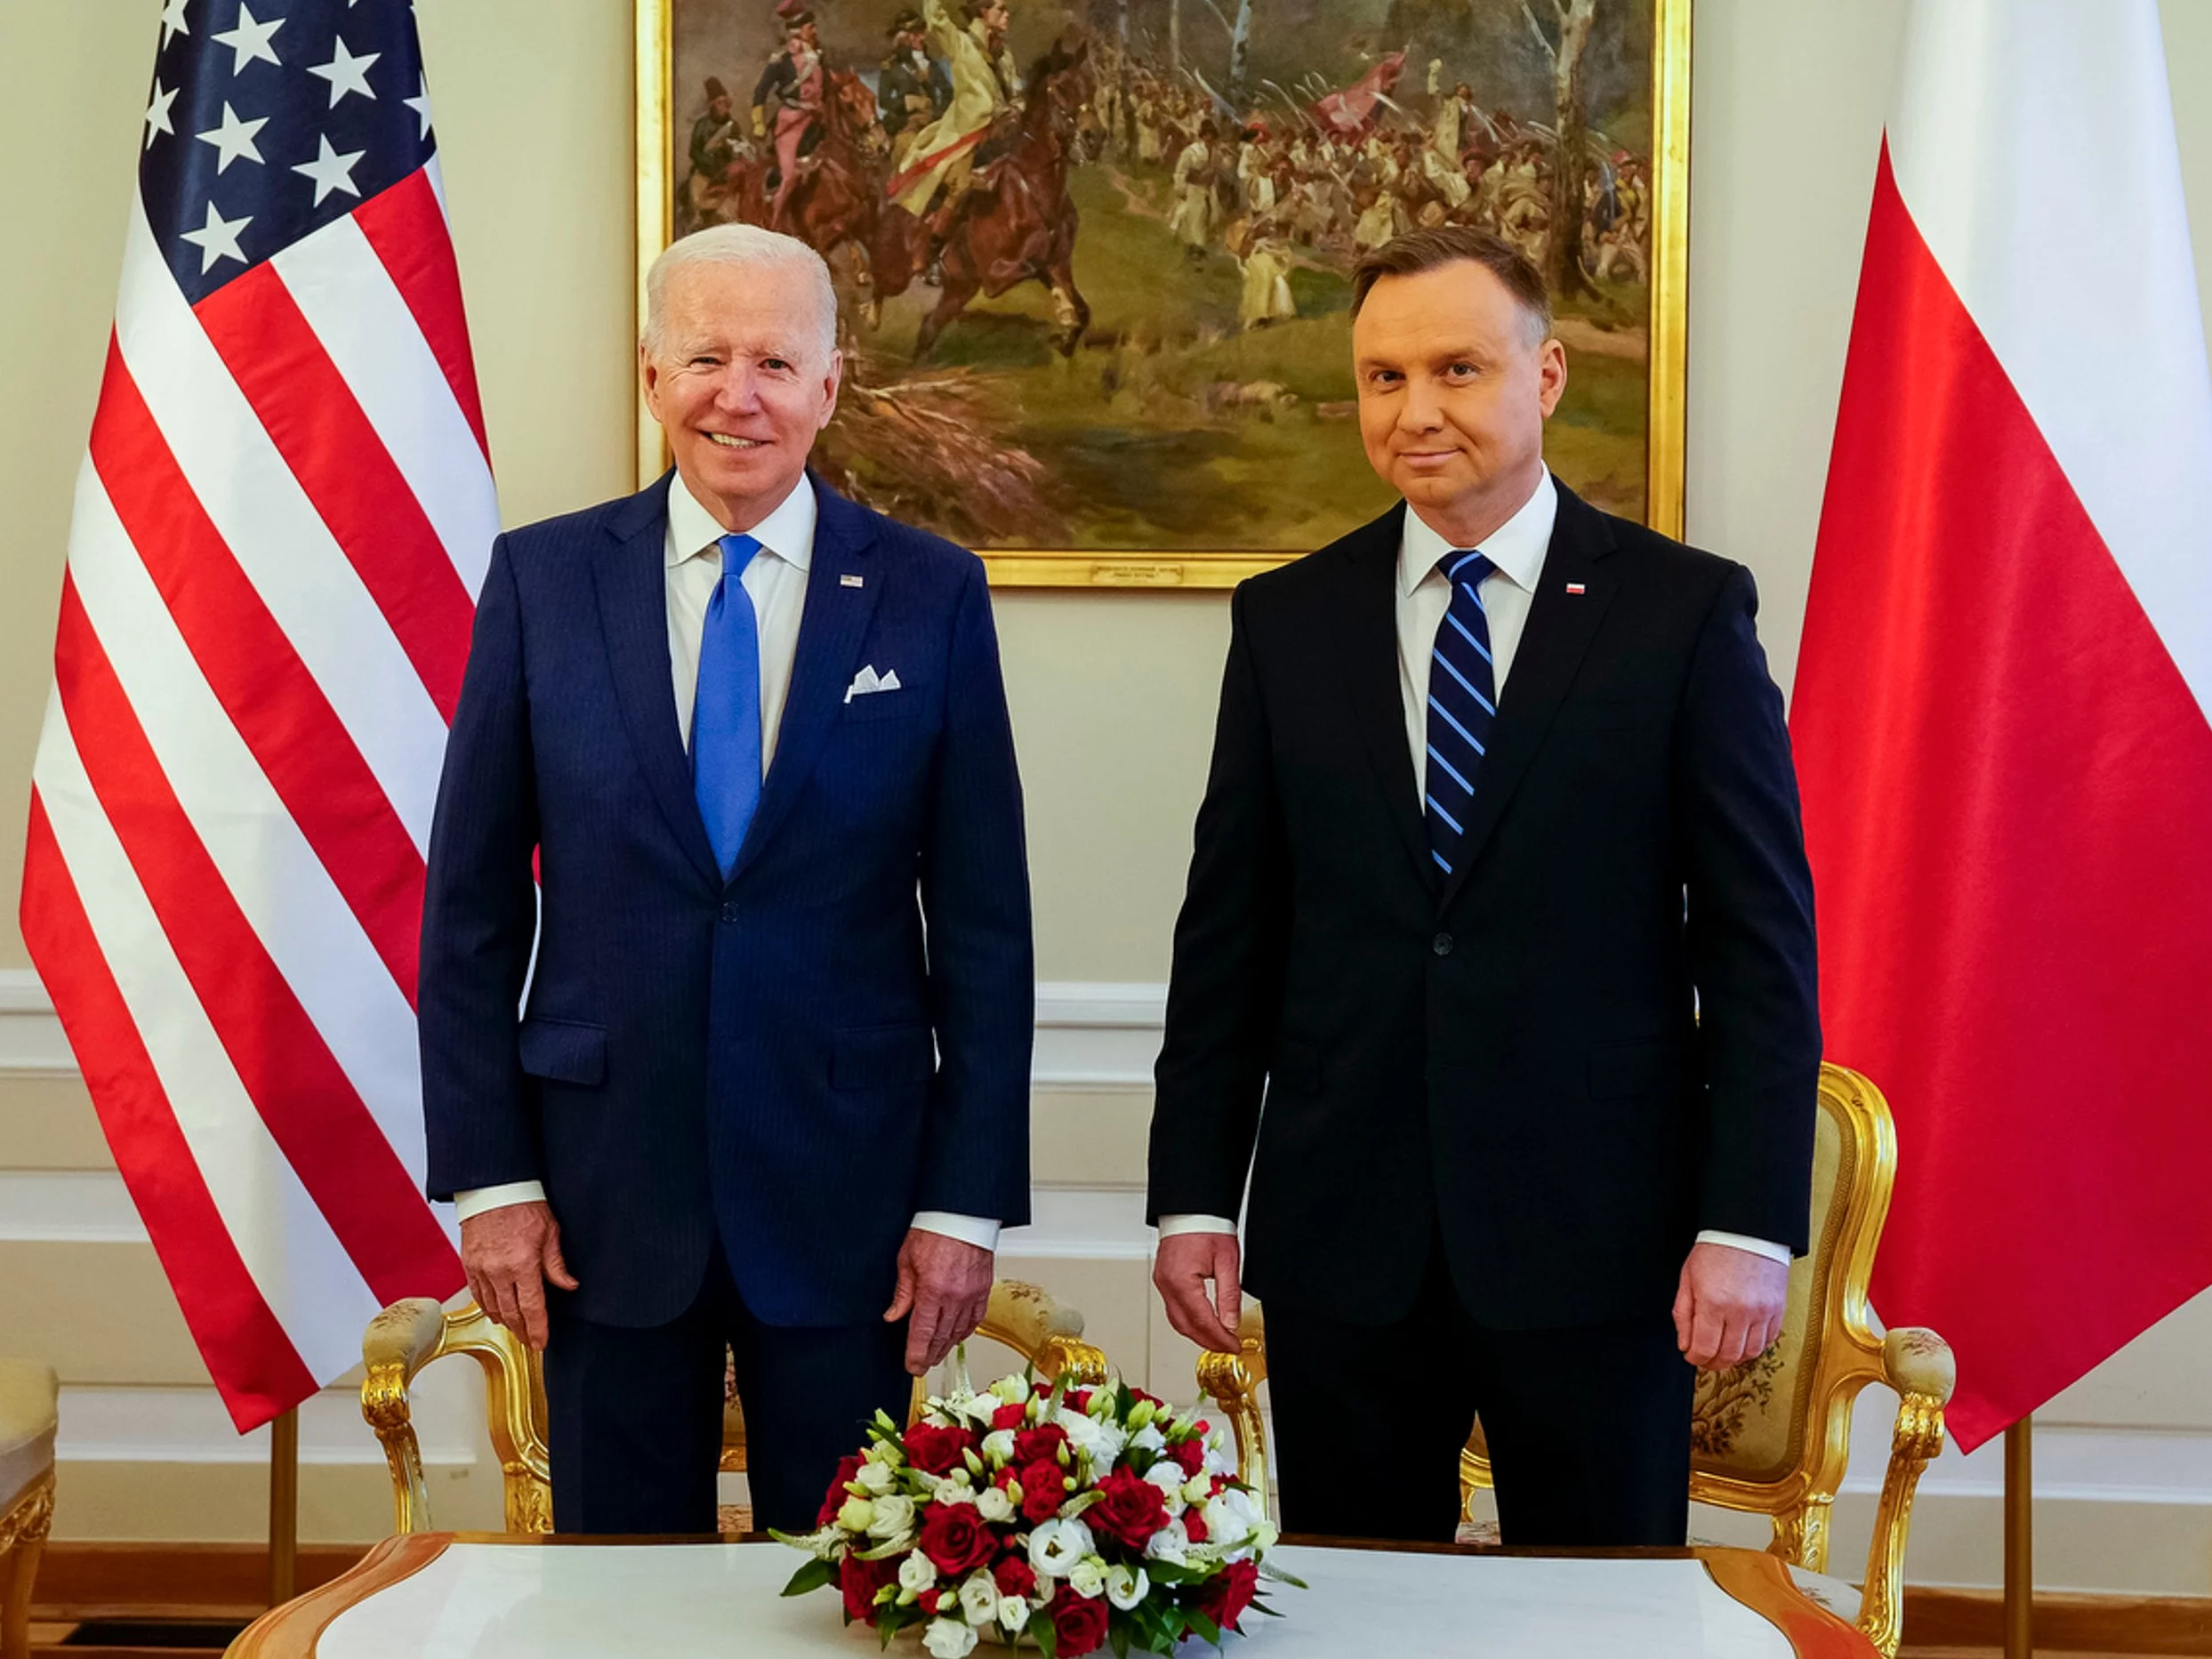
[268,1408,299,1607]
[2004,1414,2032,1658]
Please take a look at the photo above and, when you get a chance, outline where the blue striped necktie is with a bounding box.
[1424,549,1496,882]
[692,533,763,877]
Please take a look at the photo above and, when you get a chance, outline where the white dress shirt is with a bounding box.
[454,472,1001,1254]
[1159,472,1788,1268]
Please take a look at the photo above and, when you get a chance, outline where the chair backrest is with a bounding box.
[363,1279,1106,1535]
[1460,1062,1899,1568]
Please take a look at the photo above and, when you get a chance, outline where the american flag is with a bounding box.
[18,0,489,1430]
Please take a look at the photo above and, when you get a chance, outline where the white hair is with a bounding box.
[640,223,838,360]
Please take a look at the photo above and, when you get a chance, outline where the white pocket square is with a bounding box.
[844,665,903,704]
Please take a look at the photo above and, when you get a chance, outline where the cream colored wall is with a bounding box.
[4,0,2211,1595]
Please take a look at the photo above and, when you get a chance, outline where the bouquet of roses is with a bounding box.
[775,1367,1298,1656]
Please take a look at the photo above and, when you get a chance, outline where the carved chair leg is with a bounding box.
[1857,1391,1947,1659]
[1769,1496,1832,1573]
[0,1479,55,1659]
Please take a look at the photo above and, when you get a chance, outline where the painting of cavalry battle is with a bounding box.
[664,0,1664,551]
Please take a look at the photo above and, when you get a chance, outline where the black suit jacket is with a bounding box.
[1146,480,1820,1331]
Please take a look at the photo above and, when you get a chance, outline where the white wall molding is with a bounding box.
[3,969,1171,1087]
[0,967,76,1077]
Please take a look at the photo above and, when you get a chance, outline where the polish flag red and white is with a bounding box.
[18,1,483,1429]
[1792,0,2212,1450]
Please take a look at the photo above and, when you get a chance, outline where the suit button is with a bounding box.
[720,900,740,924]
[1433,932,1453,956]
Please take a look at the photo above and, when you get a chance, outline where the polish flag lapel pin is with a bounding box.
[1565,582,1587,595]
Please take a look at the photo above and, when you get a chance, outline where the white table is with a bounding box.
[228,1534,1876,1658]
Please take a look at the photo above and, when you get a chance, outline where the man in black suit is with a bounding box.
[1146,228,1820,1547]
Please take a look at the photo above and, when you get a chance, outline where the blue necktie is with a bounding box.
[1424,550,1496,882]
[692,534,763,876]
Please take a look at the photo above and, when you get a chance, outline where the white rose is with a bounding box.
[1090,1421,1130,1468]
[1181,1476,1211,1507]
[898,1551,938,1594]
[1202,1488,1261,1551]
[836,1496,875,1533]
[957,1571,1000,1628]
[1104,1563,1150,1611]
[981,1429,1018,1467]
[922,1619,978,1659]
[976,1485,1015,1524]
[1028,1517,1098,1578]
[1056,1407,1106,1456]
[866,1494,915,1541]
[1143,1462,1188,1514]
[991,1375,1032,1406]
[996,1595,1031,1632]
[1130,1424,1167,1455]
[856,1459,898,1494]
[1067,1557,1107,1599]
[1144,1520,1190,1566]
[934,1475,977,1507]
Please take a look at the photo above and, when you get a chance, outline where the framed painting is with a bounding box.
[636,0,1689,587]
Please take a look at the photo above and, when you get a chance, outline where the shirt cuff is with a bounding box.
[1156,1213,1239,1238]
[1695,1228,1792,1266]
[912,1212,1001,1252]
[453,1181,548,1223]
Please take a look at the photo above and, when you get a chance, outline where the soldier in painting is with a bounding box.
[1169,119,1220,261]
[889,0,1022,230]
[751,0,827,222]
[681,77,741,234]
[880,9,952,166]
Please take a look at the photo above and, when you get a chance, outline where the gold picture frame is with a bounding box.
[635,0,1690,588]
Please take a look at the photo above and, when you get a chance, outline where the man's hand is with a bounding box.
[460,1201,578,1353]
[1673,1240,1789,1370]
[884,1229,994,1377]
[1153,1231,1243,1354]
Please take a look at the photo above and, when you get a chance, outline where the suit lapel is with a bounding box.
[1334,504,1433,888]
[1436,480,1619,912]
[726,473,881,882]
[592,472,724,890]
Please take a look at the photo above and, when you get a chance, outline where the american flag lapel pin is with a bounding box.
[841,574,865,588]
[1565,583,1587,595]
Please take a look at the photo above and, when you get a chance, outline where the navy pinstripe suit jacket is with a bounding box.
[418,471,1033,1329]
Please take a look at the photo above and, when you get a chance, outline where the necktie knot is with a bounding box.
[719,532,762,576]
[1440,548,1494,589]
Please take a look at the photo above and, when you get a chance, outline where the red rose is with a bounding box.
[993,1555,1039,1600]
[1183,1509,1210,1544]
[1018,1460,1066,1522]
[904,1421,979,1477]
[993,1401,1028,1431]
[1194,1558,1261,1632]
[918,1588,943,1616]
[1049,1585,1113,1657]
[839,1550,898,1623]
[1088,1468,1169,1550]
[918,1502,997,1577]
[1013,1423,1068,1466]
[816,1454,864,1526]
[1063,1389,1093,1413]
[1166,1438,1206,1478]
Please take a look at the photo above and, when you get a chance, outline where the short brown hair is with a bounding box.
[1351,228,1553,345]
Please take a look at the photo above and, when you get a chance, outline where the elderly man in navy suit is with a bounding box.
[418,224,1033,1534]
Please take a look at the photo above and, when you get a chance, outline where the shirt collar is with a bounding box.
[665,470,818,573]
[1396,468,1558,598]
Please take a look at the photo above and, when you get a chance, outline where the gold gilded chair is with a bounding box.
[0,1361,59,1659]
[1196,1063,1956,1659]
[362,1279,1108,1535]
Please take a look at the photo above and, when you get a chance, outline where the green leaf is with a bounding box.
[1257,1561,1309,1589]
[779,1557,836,1598]
[1187,1608,1223,1648]
[1026,1607,1060,1659]
[1107,1614,1133,1659]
